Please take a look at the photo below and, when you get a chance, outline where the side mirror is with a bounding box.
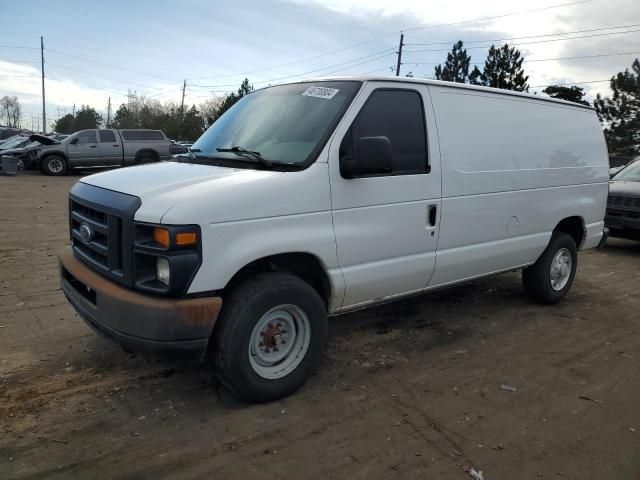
[340,136,393,178]
[69,138,78,145]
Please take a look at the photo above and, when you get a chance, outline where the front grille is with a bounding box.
[70,199,122,277]
[68,182,140,287]
[608,196,640,209]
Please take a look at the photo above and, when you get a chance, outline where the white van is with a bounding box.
[59,77,609,402]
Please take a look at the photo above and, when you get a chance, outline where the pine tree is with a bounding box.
[213,78,255,122]
[51,106,102,133]
[594,59,640,157]
[434,41,472,83]
[542,85,589,105]
[470,44,529,92]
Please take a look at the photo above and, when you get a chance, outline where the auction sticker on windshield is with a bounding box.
[302,86,340,100]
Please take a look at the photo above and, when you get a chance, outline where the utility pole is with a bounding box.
[395,32,404,77]
[40,36,46,133]
[179,79,186,140]
[106,97,111,128]
[72,103,75,116]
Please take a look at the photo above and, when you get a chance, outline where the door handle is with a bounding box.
[428,205,437,227]
[113,145,120,147]
[89,145,97,148]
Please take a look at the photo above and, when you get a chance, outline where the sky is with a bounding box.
[1,0,639,131]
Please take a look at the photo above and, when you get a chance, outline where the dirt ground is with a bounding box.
[1,171,639,480]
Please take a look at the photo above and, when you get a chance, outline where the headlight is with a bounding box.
[156,257,170,285]
[133,223,202,296]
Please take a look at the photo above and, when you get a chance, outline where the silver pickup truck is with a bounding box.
[34,129,171,175]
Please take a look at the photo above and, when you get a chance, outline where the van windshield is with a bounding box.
[187,81,361,168]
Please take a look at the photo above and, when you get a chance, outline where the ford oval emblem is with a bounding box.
[79,222,93,244]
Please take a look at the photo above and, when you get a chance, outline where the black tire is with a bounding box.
[134,152,157,165]
[523,232,577,305]
[212,272,328,403]
[41,155,68,176]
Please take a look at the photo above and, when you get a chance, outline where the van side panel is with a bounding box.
[427,86,609,287]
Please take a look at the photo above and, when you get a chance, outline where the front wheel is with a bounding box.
[523,232,577,304]
[41,155,68,176]
[212,273,328,403]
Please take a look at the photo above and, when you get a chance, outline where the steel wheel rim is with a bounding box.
[248,304,311,379]
[49,159,63,173]
[550,247,572,291]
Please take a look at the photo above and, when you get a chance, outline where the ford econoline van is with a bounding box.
[59,77,609,402]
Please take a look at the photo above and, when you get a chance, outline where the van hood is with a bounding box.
[81,161,275,198]
[609,180,640,198]
[79,161,329,224]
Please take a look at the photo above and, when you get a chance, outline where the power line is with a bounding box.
[147,87,185,98]
[0,45,39,50]
[190,49,397,89]
[402,0,595,34]
[318,53,398,77]
[526,50,640,62]
[404,50,640,65]
[46,62,166,90]
[360,66,395,75]
[532,79,610,88]
[187,0,593,81]
[0,74,39,78]
[404,22,640,47]
[45,48,181,83]
[403,28,640,53]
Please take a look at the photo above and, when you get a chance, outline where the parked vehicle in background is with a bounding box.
[8,135,61,170]
[170,140,189,156]
[0,134,22,146]
[59,77,609,402]
[34,129,171,175]
[0,136,30,153]
[0,127,21,141]
[606,156,640,241]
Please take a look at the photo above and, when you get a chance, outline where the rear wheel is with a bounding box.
[523,232,577,304]
[41,155,67,176]
[134,152,158,165]
[212,273,328,403]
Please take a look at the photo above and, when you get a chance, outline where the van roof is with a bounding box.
[295,76,594,110]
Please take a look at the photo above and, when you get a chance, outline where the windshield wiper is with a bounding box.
[216,146,273,168]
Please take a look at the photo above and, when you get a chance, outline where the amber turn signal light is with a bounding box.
[153,227,170,248]
[176,232,197,246]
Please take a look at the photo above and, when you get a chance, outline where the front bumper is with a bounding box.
[59,247,222,361]
[605,211,640,241]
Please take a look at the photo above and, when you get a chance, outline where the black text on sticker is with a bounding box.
[302,86,340,100]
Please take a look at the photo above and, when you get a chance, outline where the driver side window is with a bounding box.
[339,89,428,176]
[76,130,97,144]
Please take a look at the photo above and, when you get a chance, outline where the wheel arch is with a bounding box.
[39,150,68,164]
[135,148,159,162]
[553,216,585,248]
[223,252,332,308]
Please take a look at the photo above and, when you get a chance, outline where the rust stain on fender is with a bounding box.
[59,247,222,329]
[175,297,222,327]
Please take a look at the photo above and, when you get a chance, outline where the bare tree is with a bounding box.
[0,96,22,128]
[199,96,224,128]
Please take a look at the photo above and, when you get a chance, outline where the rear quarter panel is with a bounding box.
[121,138,171,164]
[427,85,609,287]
